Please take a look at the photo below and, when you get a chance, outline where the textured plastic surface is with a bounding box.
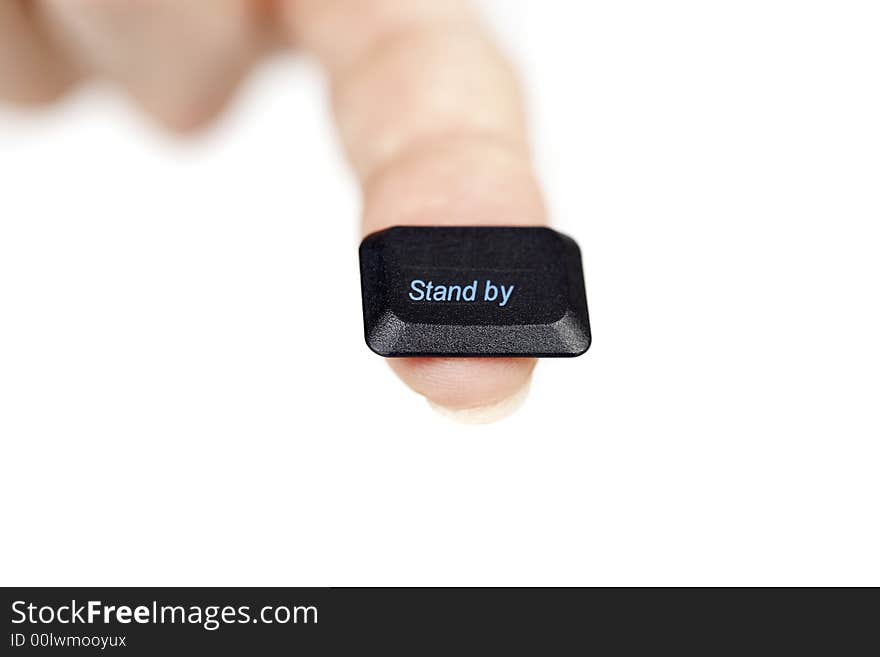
[359,226,591,357]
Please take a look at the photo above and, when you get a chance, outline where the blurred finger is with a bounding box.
[39,0,271,131]
[287,0,546,412]
[0,1,77,104]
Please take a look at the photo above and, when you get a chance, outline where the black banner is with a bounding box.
[1,587,874,654]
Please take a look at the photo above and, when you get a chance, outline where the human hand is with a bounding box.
[1,0,547,419]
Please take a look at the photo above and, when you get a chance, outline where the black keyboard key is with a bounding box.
[359,226,591,357]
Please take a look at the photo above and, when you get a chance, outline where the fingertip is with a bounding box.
[0,77,75,107]
[428,378,531,424]
[389,357,536,411]
[135,94,228,135]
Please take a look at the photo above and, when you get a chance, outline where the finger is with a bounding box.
[0,1,77,104]
[39,0,272,131]
[286,0,546,411]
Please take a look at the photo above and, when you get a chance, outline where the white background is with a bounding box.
[1,1,878,586]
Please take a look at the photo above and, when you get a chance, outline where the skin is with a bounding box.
[1,0,547,413]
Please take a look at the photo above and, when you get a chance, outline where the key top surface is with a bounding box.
[359,226,591,357]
